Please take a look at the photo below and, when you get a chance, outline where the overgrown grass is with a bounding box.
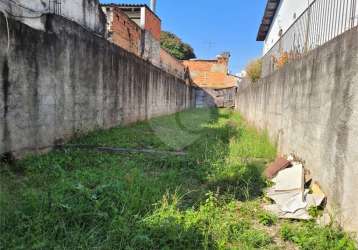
[0,108,356,249]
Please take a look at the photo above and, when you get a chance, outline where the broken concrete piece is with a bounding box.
[265,157,292,179]
[272,164,304,192]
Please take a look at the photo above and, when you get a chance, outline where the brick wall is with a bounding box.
[144,8,161,41]
[183,59,238,89]
[103,7,142,56]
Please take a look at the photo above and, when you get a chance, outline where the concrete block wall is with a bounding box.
[0,0,106,34]
[142,30,161,67]
[235,27,358,232]
[0,13,194,157]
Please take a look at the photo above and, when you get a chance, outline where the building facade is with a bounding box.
[102,6,142,56]
[102,4,161,66]
[258,0,315,55]
[102,3,186,79]
[257,0,358,76]
[183,53,238,108]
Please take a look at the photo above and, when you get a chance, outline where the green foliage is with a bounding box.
[259,212,278,226]
[280,222,357,250]
[160,31,196,60]
[307,206,324,218]
[245,58,262,82]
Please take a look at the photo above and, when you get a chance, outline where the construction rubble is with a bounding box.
[264,155,326,220]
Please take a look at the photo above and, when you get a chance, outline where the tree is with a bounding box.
[160,31,196,60]
[245,58,262,82]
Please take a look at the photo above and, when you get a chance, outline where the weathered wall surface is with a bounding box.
[143,7,161,41]
[142,30,161,67]
[0,13,194,157]
[236,27,358,232]
[102,6,142,56]
[159,49,186,79]
[0,0,106,34]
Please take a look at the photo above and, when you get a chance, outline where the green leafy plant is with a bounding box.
[308,206,323,218]
[160,31,196,60]
[259,212,278,226]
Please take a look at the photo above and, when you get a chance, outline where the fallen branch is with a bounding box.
[56,144,187,156]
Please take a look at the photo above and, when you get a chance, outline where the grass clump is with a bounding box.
[280,222,357,250]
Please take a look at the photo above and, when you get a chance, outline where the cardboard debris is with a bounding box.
[264,157,326,221]
[265,157,291,179]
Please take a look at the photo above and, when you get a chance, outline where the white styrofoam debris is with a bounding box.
[272,164,304,192]
[264,204,312,220]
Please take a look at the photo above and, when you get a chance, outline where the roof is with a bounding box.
[101,3,161,21]
[102,3,146,7]
[186,59,218,62]
[256,0,281,41]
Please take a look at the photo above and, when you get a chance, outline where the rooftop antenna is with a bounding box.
[150,0,157,13]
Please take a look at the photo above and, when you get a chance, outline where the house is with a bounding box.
[0,0,106,34]
[102,3,161,66]
[101,2,186,79]
[257,0,358,76]
[183,53,239,108]
[257,0,316,55]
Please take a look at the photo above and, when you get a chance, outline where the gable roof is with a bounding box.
[256,0,281,41]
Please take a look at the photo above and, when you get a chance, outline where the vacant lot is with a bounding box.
[0,109,356,249]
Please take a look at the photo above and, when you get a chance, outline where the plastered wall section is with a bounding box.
[236,27,358,232]
[0,13,194,157]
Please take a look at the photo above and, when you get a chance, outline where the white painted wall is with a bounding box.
[0,0,105,34]
[263,0,358,55]
[263,0,313,54]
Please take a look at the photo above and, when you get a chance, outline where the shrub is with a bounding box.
[245,59,262,82]
[259,212,278,226]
